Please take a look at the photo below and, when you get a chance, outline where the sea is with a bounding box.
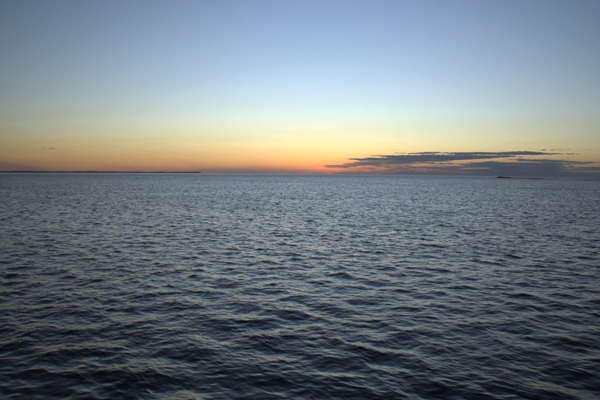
[1,173,599,399]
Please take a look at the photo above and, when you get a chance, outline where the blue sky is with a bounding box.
[1,0,599,175]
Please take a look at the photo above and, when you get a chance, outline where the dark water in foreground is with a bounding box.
[1,173,599,399]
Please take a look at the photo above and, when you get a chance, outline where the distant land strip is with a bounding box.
[0,171,203,173]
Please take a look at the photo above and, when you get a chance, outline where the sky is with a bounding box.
[1,0,599,176]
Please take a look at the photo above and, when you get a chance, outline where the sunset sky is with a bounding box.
[1,0,599,176]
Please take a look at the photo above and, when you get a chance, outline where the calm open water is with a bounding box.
[1,173,599,399]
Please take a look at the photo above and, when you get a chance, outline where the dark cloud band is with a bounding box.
[325,151,599,177]
[326,151,555,168]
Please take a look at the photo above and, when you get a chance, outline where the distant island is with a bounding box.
[1,171,202,173]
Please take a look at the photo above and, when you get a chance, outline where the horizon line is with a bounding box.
[3,170,600,180]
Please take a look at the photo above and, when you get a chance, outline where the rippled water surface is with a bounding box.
[1,173,599,399]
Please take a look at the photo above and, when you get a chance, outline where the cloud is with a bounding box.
[325,151,600,178]
[327,151,554,168]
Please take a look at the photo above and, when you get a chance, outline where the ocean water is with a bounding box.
[1,173,599,399]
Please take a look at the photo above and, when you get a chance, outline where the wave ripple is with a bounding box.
[1,174,599,399]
